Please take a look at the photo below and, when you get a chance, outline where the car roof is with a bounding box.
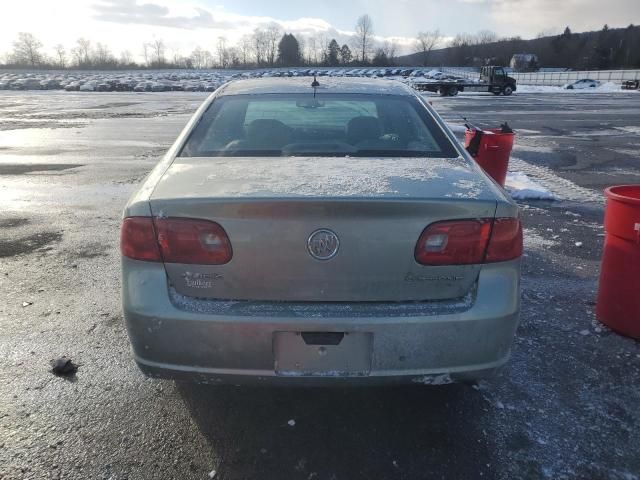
[218,77,415,96]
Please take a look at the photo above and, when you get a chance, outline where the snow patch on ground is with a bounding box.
[506,172,556,200]
[508,157,603,203]
[411,374,453,385]
[524,229,560,250]
[614,126,640,135]
[446,123,468,133]
[517,82,629,93]
[512,143,554,154]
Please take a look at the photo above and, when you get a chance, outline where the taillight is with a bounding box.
[414,217,522,266]
[485,218,523,263]
[415,219,492,266]
[121,217,162,262]
[154,218,232,265]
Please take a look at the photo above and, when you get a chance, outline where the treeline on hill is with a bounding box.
[3,20,639,71]
[399,25,640,70]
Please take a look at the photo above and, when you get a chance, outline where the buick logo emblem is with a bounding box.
[307,229,340,260]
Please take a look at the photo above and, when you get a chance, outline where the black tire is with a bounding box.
[502,85,514,96]
[448,86,459,96]
[493,91,502,95]
[439,87,448,97]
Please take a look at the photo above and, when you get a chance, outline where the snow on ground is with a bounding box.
[444,122,604,203]
[517,82,630,93]
[508,157,604,203]
[505,171,556,200]
[446,123,468,133]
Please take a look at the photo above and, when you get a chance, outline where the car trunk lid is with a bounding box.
[149,156,500,302]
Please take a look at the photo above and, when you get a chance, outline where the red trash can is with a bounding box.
[596,185,640,338]
[464,128,515,187]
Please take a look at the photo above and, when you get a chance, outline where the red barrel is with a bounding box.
[596,185,640,338]
[464,128,515,187]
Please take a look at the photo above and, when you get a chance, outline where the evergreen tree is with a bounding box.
[591,24,613,69]
[340,44,352,64]
[277,33,301,66]
[371,48,389,66]
[326,39,340,66]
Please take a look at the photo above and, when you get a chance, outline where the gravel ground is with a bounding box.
[1,89,639,480]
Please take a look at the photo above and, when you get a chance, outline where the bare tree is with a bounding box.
[238,35,253,66]
[475,30,499,45]
[190,47,214,69]
[304,34,326,65]
[449,33,474,48]
[416,30,442,66]
[142,42,150,66]
[216,36,229,68]
[296,35,306,65]
[305,36,317,64]
[170,48,182,67]
[120,50,133,65]
[54,44,66,68]
[228,47,240,67]
[252,28,268,66]
[11,32,43,66]
[202,50,213,68]
[71,38,92,67]
[264,23,282,66]
[354,14,374,63]
[383,40,399,64]
[151,39,166,66]
[316,34,328,64]
[94,43,114,66]
[190,47,206,69]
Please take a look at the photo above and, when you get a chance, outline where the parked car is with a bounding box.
[64,81,81,91]
[121,77,522,386]
[564,79,601,89]
[79,81,97,92]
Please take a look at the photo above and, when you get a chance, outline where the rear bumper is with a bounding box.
[122,258,520,386]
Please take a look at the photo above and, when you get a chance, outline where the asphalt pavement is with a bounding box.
[1,89,639,480]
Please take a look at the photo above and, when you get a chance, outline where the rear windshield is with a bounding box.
[179,93,458,158]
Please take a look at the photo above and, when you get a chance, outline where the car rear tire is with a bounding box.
[448,86,459,97]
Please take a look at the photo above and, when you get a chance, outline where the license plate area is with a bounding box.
[274,332,373,377]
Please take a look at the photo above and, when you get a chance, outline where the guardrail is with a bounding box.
[440,67,640,86]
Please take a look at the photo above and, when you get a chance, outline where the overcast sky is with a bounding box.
[1,0,639,60]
